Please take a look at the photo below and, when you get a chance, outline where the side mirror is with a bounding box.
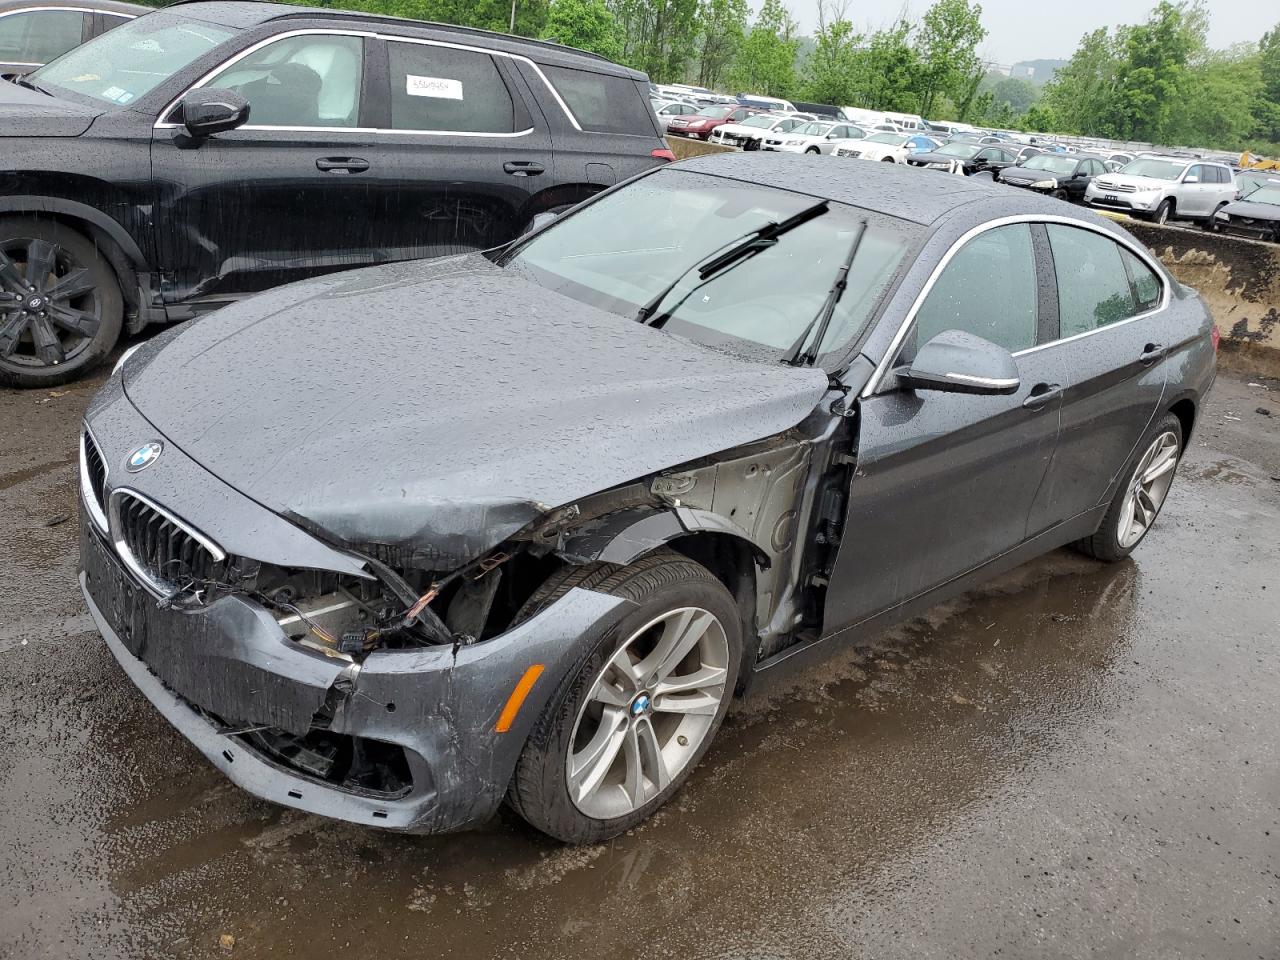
[895,330,1021,395]
[527,211,560,233]
[181,88,250,138]
[1183,175,1199,184]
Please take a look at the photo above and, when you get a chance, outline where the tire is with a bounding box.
[0,217,123,388]
[1152,199,1173,225]
[1203,203,1226,231]
[1073,412,1183,562]
[1051,189,1069,201]
[805,146,820,154]
[881,156,896,162]
[508,549,743,844]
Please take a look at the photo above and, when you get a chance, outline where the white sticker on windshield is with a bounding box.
[405,75,463,100]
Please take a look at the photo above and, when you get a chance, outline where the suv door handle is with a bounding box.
[1022,382,1064,410]
[503,161,545,177]
[1140,342,1167,365]
[316,157,370,174]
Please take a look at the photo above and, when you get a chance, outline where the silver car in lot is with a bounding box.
[1086,156,1237,225]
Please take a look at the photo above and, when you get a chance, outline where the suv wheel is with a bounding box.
[0,217,123,388]
[1203,203,1226,231]
[508,550,742,843]
[1074,413,1182,562]
[1152,199,1174,225]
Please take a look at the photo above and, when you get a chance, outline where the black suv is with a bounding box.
[0,1,669,386]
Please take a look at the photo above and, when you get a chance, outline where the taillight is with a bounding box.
[651,148,675,162]
[1210,326,1220,352]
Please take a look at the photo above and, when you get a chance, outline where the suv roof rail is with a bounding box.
[163,0,617,64]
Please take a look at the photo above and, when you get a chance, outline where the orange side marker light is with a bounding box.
[495,664,545,733]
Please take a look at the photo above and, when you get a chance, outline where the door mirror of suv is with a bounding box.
[1183,174,1199,184]
[896,330,1021,396]
[181,89,250,139]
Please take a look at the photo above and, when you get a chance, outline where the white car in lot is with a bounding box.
[832,132,940,163]
[709,113,808,149]
[1085,156,1237,225]
[765,120,866,154]
[652,99,699,131]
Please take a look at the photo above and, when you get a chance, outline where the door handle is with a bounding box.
[503,161,545,177]
[316,157,370,174]
[1022,382,1064,410]
[1140,342,1167,365]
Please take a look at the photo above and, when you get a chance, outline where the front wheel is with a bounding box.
[1203,203,1226,231]
[805,146,820,154]
[1074,413,1182,562]
[508,550,742,844]
[1152,199,1173,225]
[0,217,123,388]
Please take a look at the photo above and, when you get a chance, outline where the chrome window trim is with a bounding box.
[861,213,1170,398]
[108,487,227,600]
[79,425,108,535]
[0,5,122,17]
[154,27,576,136]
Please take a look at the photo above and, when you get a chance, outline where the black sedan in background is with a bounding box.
[907,141,1018,177]
[1212,182,1280,241]
[998,153,1108,201]
[80,155,1216,845]
[0,0,145,73]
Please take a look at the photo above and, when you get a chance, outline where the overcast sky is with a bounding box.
[789,0,1262,65]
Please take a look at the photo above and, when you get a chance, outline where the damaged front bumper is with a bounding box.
[81,512,629,833]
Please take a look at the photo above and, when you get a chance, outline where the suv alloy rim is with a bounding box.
[0,238,102,369]
[1118,430,1180,548]
[566,606,730,819]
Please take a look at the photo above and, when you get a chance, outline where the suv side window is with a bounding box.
[1120,248,1162,312]
[542,64,649,135]
[913,224,1039,353]
[387,41,515,133]
[0,9,86,64]
[1046,225,1139,337]
[205,34,363,128]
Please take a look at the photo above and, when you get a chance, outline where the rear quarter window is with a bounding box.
[542,64,654,135]
[388,41,515,133]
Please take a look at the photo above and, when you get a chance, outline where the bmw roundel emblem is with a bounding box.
[630,693,652,717]
[126,441,163,472]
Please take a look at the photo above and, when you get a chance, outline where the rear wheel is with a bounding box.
[508,550,742,843]
[0,217,122,388]
[1074,413,1182,562]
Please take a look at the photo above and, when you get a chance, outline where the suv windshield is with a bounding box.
[1120,158,1187,180]
[695,105,733,118]
[31,12,233,105]
[866,132,904,144]
[937,143,980,158]
[1023,154,1078,175]
[500,169,916,367]
[741,115,775,128]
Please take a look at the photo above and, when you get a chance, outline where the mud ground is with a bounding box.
[1,359,1277,960]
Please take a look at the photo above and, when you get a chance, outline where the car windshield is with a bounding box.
[1246,185,1280,206]
[741,115,776,128]
[866,133,904,145]
[696,105,733,118]
[30,12,233,106]
[500,169,917,368]
[1120,158,1186,180]
[1022,155,1078,175]
[793,121,832,136]
[937,143,981,158]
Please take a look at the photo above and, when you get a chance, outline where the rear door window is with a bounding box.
[387,41,515,133]
[913,224,1039,353]
[1046,225,1138,337]
[542,63,651,135]
[1120,248,1162,312]
[0,9,86,64]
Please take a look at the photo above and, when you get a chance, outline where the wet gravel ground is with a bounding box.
[1,358,1277,960]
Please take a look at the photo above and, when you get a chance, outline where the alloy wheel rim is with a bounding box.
[1118,430,1180,548]
[566,606,729,820]
[0,238,102,369]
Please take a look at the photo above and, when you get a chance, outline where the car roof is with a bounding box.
[0,0,149,11]
[165,0,642,76]
[673,153,1093,227]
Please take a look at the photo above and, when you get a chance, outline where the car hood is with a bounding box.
[122,255,830,570]
[1095,174,1174,190]
[1222,198,1280,220]
[1000,166,1059,182]
[0,79,103,137]
[911,151,969,165]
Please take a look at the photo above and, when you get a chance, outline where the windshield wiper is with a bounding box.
[12,76,51,96]
[784,218,868,367]
[634,201,829,328]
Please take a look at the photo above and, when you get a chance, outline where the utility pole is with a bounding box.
[509,0,516,32]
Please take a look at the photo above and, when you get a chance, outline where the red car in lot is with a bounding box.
[665,104,763,140]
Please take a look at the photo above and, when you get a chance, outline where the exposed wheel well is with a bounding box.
[1169,398,1196,445]
[664,532,758,689]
